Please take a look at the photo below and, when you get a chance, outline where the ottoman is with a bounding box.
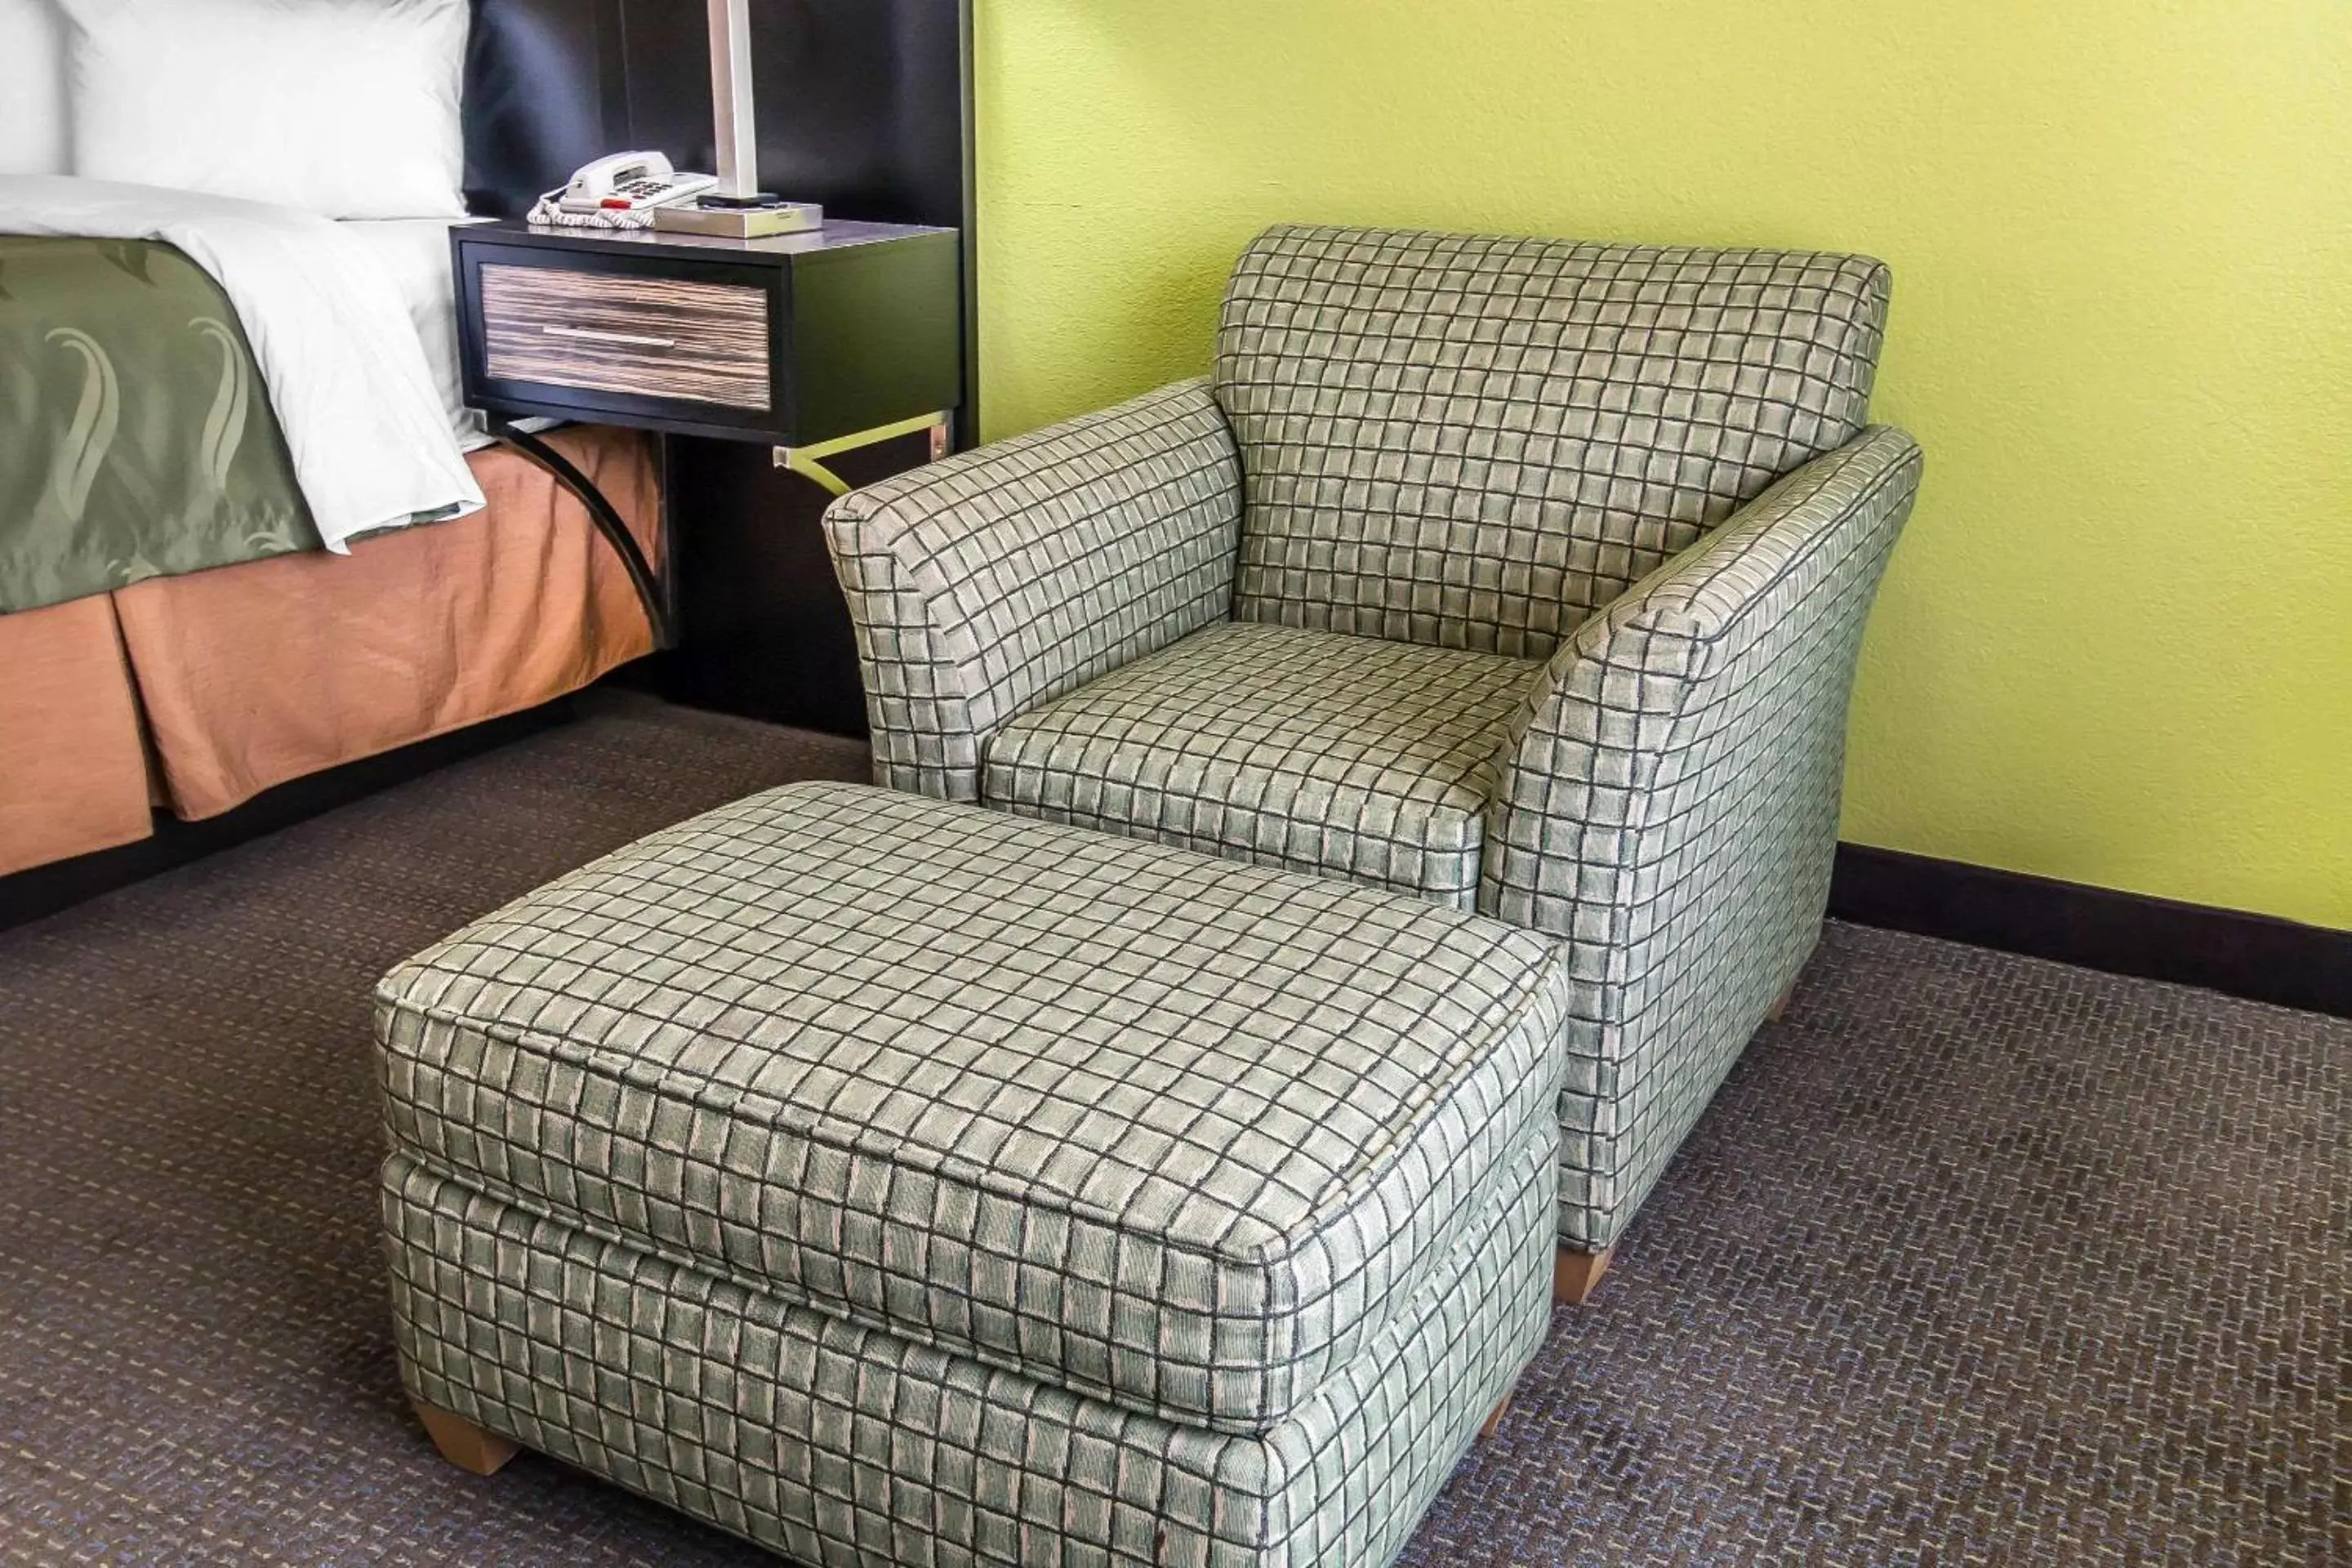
[374,782,1567,1567]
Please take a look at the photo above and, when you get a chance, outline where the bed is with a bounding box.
[0,0,662,881]
[0,428,661,877]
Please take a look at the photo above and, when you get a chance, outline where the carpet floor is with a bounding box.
[0,697,2341,1566]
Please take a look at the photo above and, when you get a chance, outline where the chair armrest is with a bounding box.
[823,380,1244,800]
[1484,425,1922,1249]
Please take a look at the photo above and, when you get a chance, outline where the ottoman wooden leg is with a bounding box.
[1553,1244,1615,1305]
[1766,982,1797,1023]
[413,1400,519,1477]
[1478,1392,1513,1441]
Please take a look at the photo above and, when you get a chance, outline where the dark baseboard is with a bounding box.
[0,699,576,935]
[1829,843,2351,1018]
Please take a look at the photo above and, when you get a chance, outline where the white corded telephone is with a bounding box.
[556,152,717,215]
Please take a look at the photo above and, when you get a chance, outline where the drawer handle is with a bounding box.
[541,324,678,350]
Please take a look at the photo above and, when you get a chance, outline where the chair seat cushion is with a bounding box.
[374,782,1567,1435]
[983,621,1539,908]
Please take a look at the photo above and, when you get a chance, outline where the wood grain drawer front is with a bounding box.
[479,264,772,411]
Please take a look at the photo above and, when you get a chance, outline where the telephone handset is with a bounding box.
[557,152,718,215]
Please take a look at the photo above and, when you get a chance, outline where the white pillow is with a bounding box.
[0,0,70,176]
[58,0,469,220]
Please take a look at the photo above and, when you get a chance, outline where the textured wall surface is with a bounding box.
[969,1,2352,930]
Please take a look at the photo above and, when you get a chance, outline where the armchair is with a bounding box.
[825,225,1922,1294]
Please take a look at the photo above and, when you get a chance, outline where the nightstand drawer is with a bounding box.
[456,220,960,444]
[479,263,772,411]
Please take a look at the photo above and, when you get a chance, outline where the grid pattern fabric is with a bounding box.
[375,782,1568,1436]
[383,1126,1553,1568]
[984,621,1539,910]
[824,379,1244,801]
[1486,426,1924,1248]
[815,225,1918,1257]
[1217,225,1892,658]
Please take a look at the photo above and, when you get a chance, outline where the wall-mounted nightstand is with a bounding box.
[452,217,962,730]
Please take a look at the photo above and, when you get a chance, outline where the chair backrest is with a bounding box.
[1215,225,1891,657]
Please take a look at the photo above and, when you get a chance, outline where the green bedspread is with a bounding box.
[0,235,321,614]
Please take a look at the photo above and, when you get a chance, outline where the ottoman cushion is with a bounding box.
[376,782,1566,1435]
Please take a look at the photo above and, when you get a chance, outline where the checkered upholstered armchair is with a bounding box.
[825,225,1922,1285]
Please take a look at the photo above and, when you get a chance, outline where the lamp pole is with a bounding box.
[656,0,821,234]
[708,0,761,203]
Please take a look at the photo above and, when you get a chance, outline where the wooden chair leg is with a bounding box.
[413,1399,519,1477]
[1478,1392,1512,1441]
[1766,982,1797,1023]
[1553,1244,1615,1305]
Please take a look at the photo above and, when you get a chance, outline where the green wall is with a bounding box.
[970,2,2352,932]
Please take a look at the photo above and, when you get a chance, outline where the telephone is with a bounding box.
[557,152,718,215]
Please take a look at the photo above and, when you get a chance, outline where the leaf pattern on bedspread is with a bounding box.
[0,235,327,612]
[96,239,157,287]
[190,318,252,501]
[43,329,120,523]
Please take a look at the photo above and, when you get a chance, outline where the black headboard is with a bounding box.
[464,0,975,425]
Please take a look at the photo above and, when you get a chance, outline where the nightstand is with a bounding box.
[450,218,961,724]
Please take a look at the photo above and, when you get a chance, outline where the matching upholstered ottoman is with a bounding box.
[375,782,1567,1567]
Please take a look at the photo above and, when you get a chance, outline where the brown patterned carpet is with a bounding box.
[0,695,2342,1566]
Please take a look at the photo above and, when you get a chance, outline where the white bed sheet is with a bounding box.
[339,217,493,452]
[1,176,484,552]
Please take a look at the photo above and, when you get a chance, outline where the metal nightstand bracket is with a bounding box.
[773,411,954,497]
[489,416,675,651]
[487,408,955,655]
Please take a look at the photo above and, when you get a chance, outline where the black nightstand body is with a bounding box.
[453,219,961,446]
[450,218,963,737]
